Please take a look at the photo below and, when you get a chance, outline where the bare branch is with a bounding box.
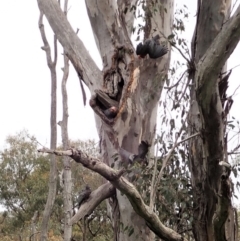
[53,34,57,66]
[164,70,187,90]
[38,9,58,241]
[69,182,115,225]
[38,12,56,68]
[171,43,191,65]
[197,5,240,91]
[38,148,186,241]
[222,63,240,74]
[37,0,102,92]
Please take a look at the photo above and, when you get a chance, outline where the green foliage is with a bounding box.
[134,140,193,237]
[69,139,113,240]
[0,131,49,221]
[0,130,51,239]
[0,131,113,240]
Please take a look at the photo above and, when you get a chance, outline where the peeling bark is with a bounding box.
[189,1,240,240]
[36,0,240,240]
[84,1,173,240]
[37,0,173,240]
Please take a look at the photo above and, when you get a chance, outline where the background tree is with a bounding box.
[0,130,59,241]
[36,0,240,241]
[38,7,58,241]
[0,131,112,240]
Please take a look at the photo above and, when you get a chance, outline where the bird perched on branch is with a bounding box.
[103,106,118,119]
[119,141,150,165]
[136,35,168,59]
[77,185,91,209]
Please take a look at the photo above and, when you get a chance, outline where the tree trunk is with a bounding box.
[85,1,173,240]
[189,0,234,240]
[60,52,72,241]
[30,211,39,241]
[36,0,173,240]
[38,12,58,241]
[59,1,73,240]
[36,0,240,240]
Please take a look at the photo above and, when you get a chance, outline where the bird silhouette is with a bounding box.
[77,185,91,209]
[136,35,168,59]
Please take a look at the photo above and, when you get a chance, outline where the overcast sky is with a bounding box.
[1,0,240,150]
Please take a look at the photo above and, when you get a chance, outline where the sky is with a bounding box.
[0,0,240,151]
[0,0,101,147]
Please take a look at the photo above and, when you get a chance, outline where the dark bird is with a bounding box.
[137,141,149,159]
[136,35,168,59]
[119,141,150,164]
[103,106,118,119]
[77,185,91,209]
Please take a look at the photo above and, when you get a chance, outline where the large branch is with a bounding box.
[69,182,115,225]
[196,4,240,94]
[190,3,239,240]
[117,0,139,37]
[85,0,132,71]
[37,0,102,92]
[38,148,187,241]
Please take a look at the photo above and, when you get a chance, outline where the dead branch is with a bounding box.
[38,147,187,241]
[196,4,240,91]
[37,0,102,92]
[164,70,187,91]
[69,182,115,225]
[38,10,58,241]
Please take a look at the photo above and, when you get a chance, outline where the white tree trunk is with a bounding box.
[38,12,58,241]
[87,1,174,240]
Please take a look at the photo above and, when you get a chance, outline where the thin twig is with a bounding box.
[175,76,191,105]
[151,122,200,207]
[231,83,240,97]
[222,63,240,75]
[171,43,191,65]
[164,70,187,90]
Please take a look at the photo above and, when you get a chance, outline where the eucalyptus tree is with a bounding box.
[36,0,240,240]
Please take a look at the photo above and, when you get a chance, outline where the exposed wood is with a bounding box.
[188,1,240,240]
[36,0,240,240]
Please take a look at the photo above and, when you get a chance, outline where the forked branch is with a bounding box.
[196,4,240,91]
[38,147,187,241]
[69,182,115,225]
[37,0,102,92]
